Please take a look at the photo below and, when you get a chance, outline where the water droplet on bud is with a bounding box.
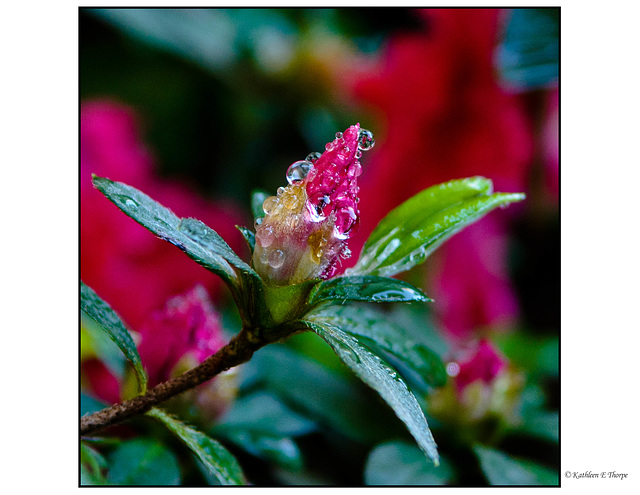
[335,131,343,139]
[357,129,375,151]
[286,160,313,184]
[255,225,275,247]
[268,249,285,268]
[262,196,279,215]
[347,161,362,178]
[306,151,322,163]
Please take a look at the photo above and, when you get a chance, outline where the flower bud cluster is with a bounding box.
[252,124,374,285]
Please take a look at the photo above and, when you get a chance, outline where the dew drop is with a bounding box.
[255,225,275,247]
[254,217,264,228]
[347,161,362,178]
[124,198,138,208]
[286,160,313,184]
[306,151,322,163]
[446,362,460,377]
[259,250,269,264]
[276,186,286,196]
[262,196,279,215]
[357,129,375,151]
[335,131,343,139]
[268,249,285,269]
[355,150,362,159]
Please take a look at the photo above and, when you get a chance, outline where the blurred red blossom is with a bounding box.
[81,100,246,331]
[345,8,534,339]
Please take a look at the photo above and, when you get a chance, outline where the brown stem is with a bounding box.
[80,327,264,436]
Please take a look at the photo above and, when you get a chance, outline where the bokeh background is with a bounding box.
[80,8,559,486]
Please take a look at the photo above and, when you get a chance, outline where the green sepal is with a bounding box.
[236,225,256,253]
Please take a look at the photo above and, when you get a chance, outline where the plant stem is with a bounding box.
[80,327,264,436]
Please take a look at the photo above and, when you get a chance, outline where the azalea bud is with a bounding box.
[429,340,524,431]
[253,124,373,285]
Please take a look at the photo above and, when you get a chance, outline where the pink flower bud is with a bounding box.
[253,124,374,285]
[138,285,226,387]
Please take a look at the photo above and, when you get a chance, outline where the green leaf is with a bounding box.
[304,320,439,465]
[365,441,454,485]
[517,410,559,443]
[80,281,147,392]
[308,304,447,389]
[107,438,181,485]
[236,225,256,253]
[243,344,395,443]
[350,177,525,277]
[498,8,559,90]
[81,442,108,485]
[148,408,247,485]
[215,391,317,438]
[474,445,559,485]
[92,176,259,291]
[221,431,303,471]
[309,275,430,306]
[213,392,313,470]
[251,189,270,221]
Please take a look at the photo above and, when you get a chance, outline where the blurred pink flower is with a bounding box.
[541,88,559,203]
[253,124,370,284]
[81,99,246,331]
[430,339,522,426]
[138,285,226,387]
[344,9,531,338]
[453,339,507,392]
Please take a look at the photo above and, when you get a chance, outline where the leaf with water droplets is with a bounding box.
[148,408,247,485]
[303,320,440,465]
[308,304,447,389]
[309,275,430,306]
[80,281,147,393]
[350,177,525,277]
[92,176,260,292]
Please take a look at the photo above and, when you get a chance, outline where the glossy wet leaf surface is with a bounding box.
[148,408,247,485]
[80,281,147,392]
[308,304,447,388]
[351,177,525,277]
[304,320,439,465]
[93,176,259,290]
[309,275,430,306]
